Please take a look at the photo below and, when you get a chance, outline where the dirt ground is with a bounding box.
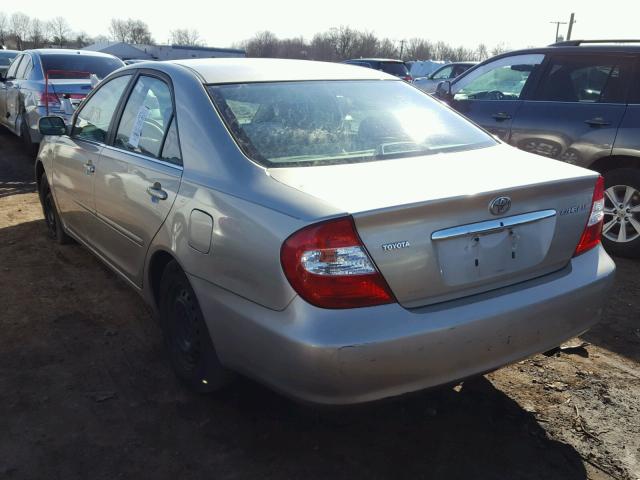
[0,130,639,480]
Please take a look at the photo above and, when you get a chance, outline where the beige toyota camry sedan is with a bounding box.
[35,58,614,404]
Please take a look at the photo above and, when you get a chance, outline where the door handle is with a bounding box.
[492,112,512,121]
[585,117,611,127]
[84,162,95,175]
[146,182,168,201]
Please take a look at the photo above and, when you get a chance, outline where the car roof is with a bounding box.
[489,43,640,59]
[435,62,476,67]
[25,49,120,58]
[345,58,404,63]
[170,58,398,84]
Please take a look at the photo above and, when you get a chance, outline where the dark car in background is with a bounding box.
[0,49,19,78]
[413,61,476,93]
[435,40,640,257]
[343,58,413,81]
[0,49,124,150]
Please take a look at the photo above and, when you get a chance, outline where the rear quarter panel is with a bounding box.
[147,180,303,311]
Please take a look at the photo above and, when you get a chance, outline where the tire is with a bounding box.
[20,116,38,158]
[39,173,72,245]
[159,260,232,393]
[601,168,640,258]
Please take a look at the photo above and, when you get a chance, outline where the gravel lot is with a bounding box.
[1,129,639,480]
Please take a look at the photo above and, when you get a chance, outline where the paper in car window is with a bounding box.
[128,105,150,149]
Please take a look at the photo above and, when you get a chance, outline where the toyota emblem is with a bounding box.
[489,196,511,215]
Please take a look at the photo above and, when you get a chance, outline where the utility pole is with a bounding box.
[399,39,406,60]
[550,20,568,42]
[567,13,576,40]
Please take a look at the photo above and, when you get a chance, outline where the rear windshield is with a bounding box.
[0,52,17,66]
[380,62,409,76]
[208,80,495,167]
[41,54,124,79]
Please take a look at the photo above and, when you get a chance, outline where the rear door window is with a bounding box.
[160,118,182,165]
[452,64,471,77]
[534,55,633,104]
[73,75,132,143]
[115,75,174,158]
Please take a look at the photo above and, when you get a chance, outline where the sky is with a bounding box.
[2,0,639,50]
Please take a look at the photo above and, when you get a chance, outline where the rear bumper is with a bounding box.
[190,245,615,405]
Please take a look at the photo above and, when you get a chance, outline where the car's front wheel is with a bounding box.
[39,173,72,244]
[601,168,640,258]
[159,260,232,393]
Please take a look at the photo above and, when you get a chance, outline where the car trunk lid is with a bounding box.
[269,144,599,307]
[42,79,93,113]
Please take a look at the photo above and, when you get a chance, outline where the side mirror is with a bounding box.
[39,116,67,136]
[0,71,6,82]
[435,80,453,101]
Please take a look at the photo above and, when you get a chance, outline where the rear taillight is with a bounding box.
[403,75,413,82]
[281,217,395,309]
[574,176,605,256]
[36,92,60,107]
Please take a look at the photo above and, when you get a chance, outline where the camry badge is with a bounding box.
[489,196,511,216]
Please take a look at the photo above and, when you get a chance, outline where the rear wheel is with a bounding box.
[601,168,640,258]
[20,116,38,157]
[159,260,232,393]
[39,173,72,245]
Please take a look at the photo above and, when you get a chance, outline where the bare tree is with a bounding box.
[244,31,279,58]
[0,12,8,47]
[109,18,128,42]
[491,42,510,56]
[277,37,307,59]
[330,26,359,60]
[29,18,45,48]
[47,17,71,47]
[476,43,489,61]
[169,28,202,47]
[73,32,92,48]
[10,12,30,50]
[108,18,152,44]
[308,32,338,61]
[405,38,434,61]
[128,19,153,44]
[377,38,398,58]
[351,31,379,59]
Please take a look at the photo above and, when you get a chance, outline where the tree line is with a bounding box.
[235,27,510,62]
[0,13,509,62]
[0,11,204,50]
